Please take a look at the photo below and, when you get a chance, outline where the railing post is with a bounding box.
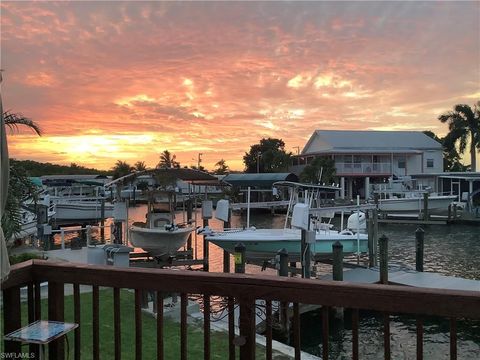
[379,235,389,284]
[238,298,255,360]
[415,227,425,272]
[234,243,246,274]
[3,286,21,355]
[332,241,343,281]
[48,281,65,359]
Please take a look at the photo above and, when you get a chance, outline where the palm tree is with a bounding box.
[3,111,42,136]
[134,161,147,172]
[157,150,180,169]
[213,159,229,174]
[439,102,480,172]
[111,160,134,180]
[1,111,42,242]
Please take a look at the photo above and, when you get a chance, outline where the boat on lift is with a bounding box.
[203,182,369,261]
[129,191,194,258]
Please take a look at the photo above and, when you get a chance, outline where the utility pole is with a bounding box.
[256,152,261,173]
[198,153,203,170]
[293,146,300,165]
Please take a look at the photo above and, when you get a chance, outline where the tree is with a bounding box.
[423,131,469,172]
[438,102,480,172]
[134,161,147,172]
[111,160,134,180]
[4,111,42,136]
[213,159,229,175]
[299,157,336,184]
[2,110,42,242]
[157,150,180,169]
[243,138,292,173]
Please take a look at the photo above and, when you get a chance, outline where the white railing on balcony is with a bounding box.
[335,162,392,175]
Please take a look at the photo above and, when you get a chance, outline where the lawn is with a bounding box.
[2,287,269,359]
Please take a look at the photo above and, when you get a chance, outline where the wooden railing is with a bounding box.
[2,260,480,360]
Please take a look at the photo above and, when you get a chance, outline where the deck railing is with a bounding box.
[2,260,479,360]
[335,162,392,175]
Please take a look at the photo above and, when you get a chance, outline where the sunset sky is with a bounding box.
[1,1,479,171]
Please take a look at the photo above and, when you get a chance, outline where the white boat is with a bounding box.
[204,182,368,261]
[372,177,457,213]
[51,197,113,221]
[129,193,194,257]
[11,205,56,240]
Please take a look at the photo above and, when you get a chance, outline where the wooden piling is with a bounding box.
[423,193,429,221]
[277,248,289,277]
[223,218,231,273]
[415,228,425,272]
[368,217,374,268]
[301,230,312,279]
[234,243,246,274]
[373,209,379,267]
[332,241,343,281]
[203,218,209,272]
[100,199,105,242]
[379,234,389,284]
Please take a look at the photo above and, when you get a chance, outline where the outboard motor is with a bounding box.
[347,211,366,232]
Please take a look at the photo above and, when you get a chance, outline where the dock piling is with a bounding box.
[379,234,389,284]
[332,241,343,281]
[234,243,246,274]
[277,248,289,277]
[301,229,313,279]
[423,193,429,221]
[415,228,425,272]
[373,209,379,267]
[223,217,231,273]
[100,199,105,242]
[367,216,374,268]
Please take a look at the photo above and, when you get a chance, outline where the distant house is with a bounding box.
[290,130,443,199]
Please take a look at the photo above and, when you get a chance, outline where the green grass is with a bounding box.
[2,288,268,359]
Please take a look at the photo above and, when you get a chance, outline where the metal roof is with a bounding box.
[302,130,442,155]
[222,173,299,188]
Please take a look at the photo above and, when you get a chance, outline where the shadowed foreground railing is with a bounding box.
[2,260,480,360]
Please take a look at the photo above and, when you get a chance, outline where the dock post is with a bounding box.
[373,209,379,267]
[379,235,388,284]
[113,220,123,245]
[223,217,231,273]
[100,199,105,242]
[448,204,452,222]
[234,243,246,274]
[86,225,92,246]
[332,241,343,281]
[423,193,429,221]
[277,248,289,277]
[367,216,374,268]
[415,227,425,272]
[110,222,115,243]
[186,199,193,251]
[60,228,65,250]
[301,229,313,279]
[453,203,458,219]
[203,218,209,272]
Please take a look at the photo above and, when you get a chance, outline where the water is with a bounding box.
[53,204,480,358]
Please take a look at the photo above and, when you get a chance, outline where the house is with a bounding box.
[290,130,443,199]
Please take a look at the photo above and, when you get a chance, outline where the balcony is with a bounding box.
[335,162,391,176]
[3,260,480,359]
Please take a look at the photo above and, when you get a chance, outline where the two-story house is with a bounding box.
[290,130,443,199]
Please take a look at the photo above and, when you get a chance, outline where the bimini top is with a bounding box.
[222,173,299,188]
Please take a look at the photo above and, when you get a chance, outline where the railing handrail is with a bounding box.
[2,260,479,319]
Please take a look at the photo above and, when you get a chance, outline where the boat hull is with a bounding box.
[129,225,193,257]
[206,228,368,261]
[376,195,457,213]
[53,202,114,220]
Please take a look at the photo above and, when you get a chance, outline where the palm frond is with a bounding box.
[3,111,42,136]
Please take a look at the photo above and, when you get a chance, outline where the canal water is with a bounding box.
[54,204,480,359]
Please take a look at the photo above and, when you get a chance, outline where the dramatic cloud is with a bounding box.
[1,1,479,170]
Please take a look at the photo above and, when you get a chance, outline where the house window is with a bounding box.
[398,159,406,169]
[427,159,434,168]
